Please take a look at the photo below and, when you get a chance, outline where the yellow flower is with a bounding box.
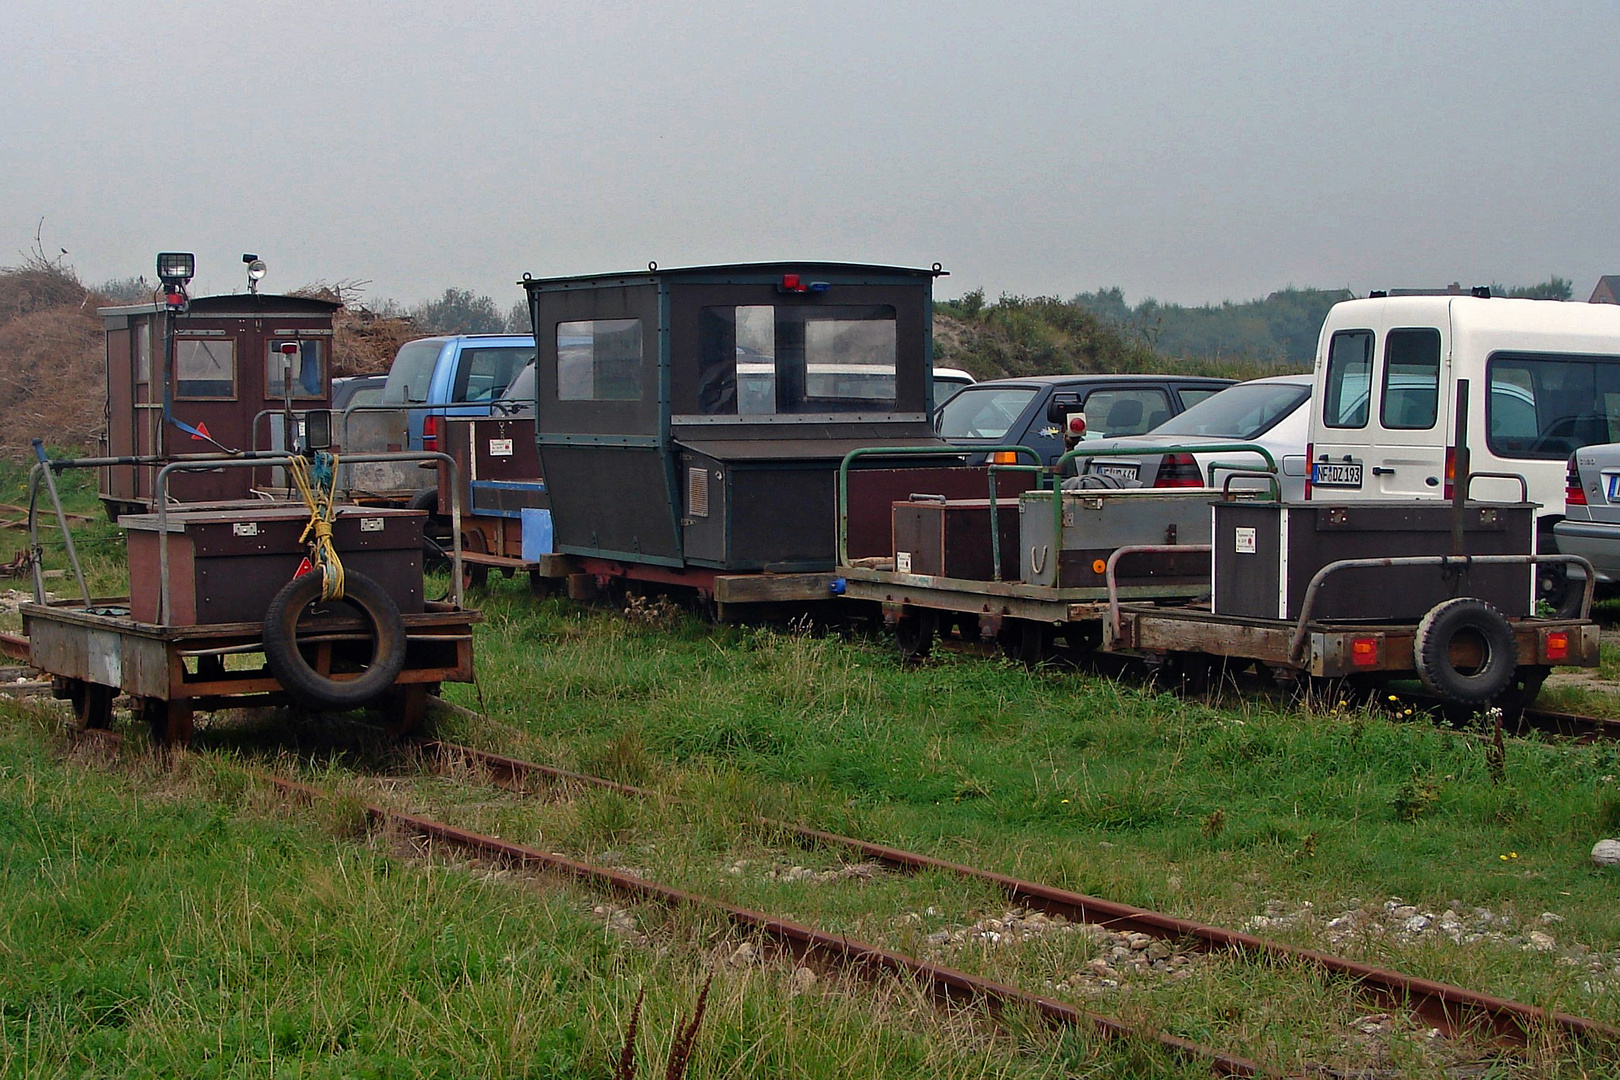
[1061,798,1070,804]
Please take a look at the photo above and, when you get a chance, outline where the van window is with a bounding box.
[1322,330,1373,428]
[1379,328,1441,429]
[1487,352,1620,459]
[383,340,444,404]
[558,320,643,401]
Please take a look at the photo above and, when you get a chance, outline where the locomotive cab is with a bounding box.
[522,262,951,573]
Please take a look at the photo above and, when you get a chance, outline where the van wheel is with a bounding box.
[1413,598,1518,706]
[1537,562,1585,619]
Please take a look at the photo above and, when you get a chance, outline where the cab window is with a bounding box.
[696,305,897,415]
[558,321,643,401]
[1322,329,1373,428]
[265,339,326,399]
[1379,328,1441,429]
[174,338,236,399]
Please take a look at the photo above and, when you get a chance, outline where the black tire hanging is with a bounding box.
[1412,597,1518,706]
[263,569,408,711]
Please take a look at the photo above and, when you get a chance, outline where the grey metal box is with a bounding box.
[1211,501,1536,621]
[1018,489,1214,589]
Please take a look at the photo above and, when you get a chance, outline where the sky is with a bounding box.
[3,1,1617,310]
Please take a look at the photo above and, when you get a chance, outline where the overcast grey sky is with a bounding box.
[4,1,1616,309]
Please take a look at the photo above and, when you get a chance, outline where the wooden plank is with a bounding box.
[713,572,838,604]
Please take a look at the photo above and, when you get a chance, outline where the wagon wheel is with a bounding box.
[895,610,937,663]
[136,697,194,746]
[378,683,433,737]
[459,530,489,591]
[1000,621,1053,667]
[528,569,555,598]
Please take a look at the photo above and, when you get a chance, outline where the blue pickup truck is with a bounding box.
[381,334,537,451]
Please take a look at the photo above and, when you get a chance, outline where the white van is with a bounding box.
[1307,294,1620,604]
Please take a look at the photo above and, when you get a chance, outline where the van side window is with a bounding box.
[1322,330,1373,428]
[1487,353,1620,459]
[1379,328,1441,429]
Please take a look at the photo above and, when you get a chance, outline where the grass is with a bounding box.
[5,510,1620,1073]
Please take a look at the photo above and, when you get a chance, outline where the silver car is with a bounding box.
[1077,374,1312,500]
[1553,444,1620,586]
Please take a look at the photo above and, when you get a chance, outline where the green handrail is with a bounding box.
[835,444,1041,565]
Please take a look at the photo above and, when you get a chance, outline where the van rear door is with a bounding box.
[1310,306,1449,499]
[1367,325,1448,497]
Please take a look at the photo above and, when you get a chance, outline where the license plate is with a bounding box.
[1606,473,1620,501]
[1094,463,1140,482]
[1312,462,1363,488]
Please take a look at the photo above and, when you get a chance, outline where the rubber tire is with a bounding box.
[407,488,438,515]
[263,569,408,712]
[1413,597,1518,706]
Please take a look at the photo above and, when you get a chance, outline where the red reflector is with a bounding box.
[1545,631,1569,662]
[1350,637,1379,667]
[1068,415,1086,436]
[1443,446,1455,501]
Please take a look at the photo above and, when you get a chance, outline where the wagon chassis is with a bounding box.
[24,598,479,743]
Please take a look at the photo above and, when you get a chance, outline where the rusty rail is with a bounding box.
[259,768,1275,1077]
[418,738,1619,1050]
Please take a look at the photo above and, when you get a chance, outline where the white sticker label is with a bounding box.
[1234,526,1256,554]
[896,551,913,574]
[232,522,259,537]
[489,438,514,457]
[360,517,385,532]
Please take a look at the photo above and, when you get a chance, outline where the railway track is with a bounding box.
[412,736,1617,1054]
[61,721,1620,1076]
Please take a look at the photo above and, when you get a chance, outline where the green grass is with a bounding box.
[7,559,1620,1075]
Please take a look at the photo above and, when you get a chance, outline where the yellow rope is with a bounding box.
[287,453,344,601]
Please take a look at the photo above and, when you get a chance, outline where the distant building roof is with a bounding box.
[1590,276,1620,304]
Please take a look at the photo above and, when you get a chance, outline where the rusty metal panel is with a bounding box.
[892,499,1020,581]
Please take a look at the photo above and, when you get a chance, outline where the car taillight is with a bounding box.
[1442,445,1455,500]
[1303,442,1312,500]
[1154,453,1204,488]
[1566,454,1587,506]
[422,414,440,451]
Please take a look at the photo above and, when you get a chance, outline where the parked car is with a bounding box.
[934,373,1234,465]
[331,374,388,412]
[933,367,975,408]
[1078,374,1312,499]
[1553,445,1620,591]
[382,334,537,450]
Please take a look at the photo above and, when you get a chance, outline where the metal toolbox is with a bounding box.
[1018,489,1213,589]
[122,505,426,625]
[892,498,1020,581]
[1211,501,1536,621]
